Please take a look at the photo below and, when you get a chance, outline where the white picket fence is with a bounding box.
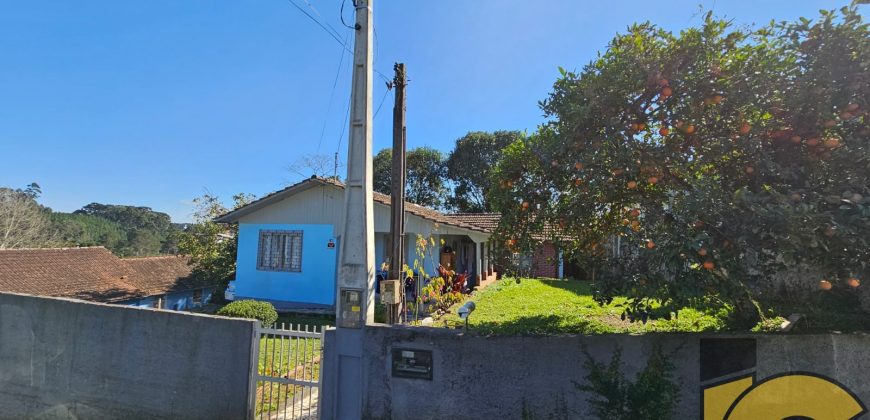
[250,323,326,420]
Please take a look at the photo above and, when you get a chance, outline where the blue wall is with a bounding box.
[123,287,213,311]
[234,223,337,306]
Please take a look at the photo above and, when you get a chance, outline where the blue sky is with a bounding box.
[0,0,854,221]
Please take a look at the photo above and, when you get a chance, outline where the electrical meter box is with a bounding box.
[380,279,402,305]
[338,288,363,328]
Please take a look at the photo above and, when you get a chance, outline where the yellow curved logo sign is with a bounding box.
[704,372,866,420]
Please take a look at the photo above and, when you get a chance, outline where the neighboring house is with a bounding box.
[448,213,571,279]
[122,255,215,310]
[0,247,216,310]
[214,176,498,311]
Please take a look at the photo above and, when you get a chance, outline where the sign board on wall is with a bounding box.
[700,338,866,419]
[391,348,433,380]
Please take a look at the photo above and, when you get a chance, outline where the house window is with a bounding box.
[192,289,203,306]
[257,230,303,272]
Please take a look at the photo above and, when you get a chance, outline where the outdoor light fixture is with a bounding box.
[457,301,476,330]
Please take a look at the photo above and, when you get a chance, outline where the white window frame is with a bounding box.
[257,230,303,272]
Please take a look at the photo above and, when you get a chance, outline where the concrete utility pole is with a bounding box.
[387,62,407,324]
[328,0,373,418]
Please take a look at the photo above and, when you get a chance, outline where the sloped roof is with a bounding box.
[447,213,501,231]
[123,255,207,297]
[214,176,490,233]
[0,247,213,303]
[448,213,568,242]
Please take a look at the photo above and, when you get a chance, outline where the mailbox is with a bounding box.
[380,279,402,305]
[391,348,433,380]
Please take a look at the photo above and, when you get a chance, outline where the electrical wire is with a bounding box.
[317,32,351,153]
[285,0,347,50]
[300,0,345,42]
[335,95,351,156]
[374,85,390,118]
[340,0,356,30]
[284,0,391,83]
[334,85,390,162]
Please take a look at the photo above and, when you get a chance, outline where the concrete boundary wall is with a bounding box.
[0,292,256,420]
[331,324,870,419]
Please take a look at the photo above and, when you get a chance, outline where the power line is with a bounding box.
[300,0,344,41]
[317,32,351,153]
[285,0,346,48]
[374,85,390,118]
[335,94,351,156]
[283,0,391,83]
[340,0,357,30]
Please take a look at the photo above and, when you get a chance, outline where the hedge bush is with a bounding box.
[217,300,278,326]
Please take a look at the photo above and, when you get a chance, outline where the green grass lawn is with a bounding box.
[440,278,728,335]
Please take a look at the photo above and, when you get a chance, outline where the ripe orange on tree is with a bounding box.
[846,278,861,288]
[819,279,833,291]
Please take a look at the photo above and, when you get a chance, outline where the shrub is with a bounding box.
[575,344,681,419]
[419,276,463,315]
[752,316,787,332]
[217,300,278,326]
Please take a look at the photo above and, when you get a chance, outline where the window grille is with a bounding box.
[257,230,303,272]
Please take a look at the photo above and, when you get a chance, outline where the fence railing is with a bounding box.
[250,323,326,420]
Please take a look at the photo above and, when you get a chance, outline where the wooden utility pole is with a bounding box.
[324,0,373,418]
[387,62,407,324]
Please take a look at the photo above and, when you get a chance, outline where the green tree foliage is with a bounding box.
[490,7,869,323]
[0,183,55,249]
[217,299,278,327]
[372,147,449,209]
[373,148,393,195]
[445,131,524,213]
[50,212,127,249]
[75,203,171,233]
[576,345,680,419]
[176,193,255,296]
[53,203,177,256]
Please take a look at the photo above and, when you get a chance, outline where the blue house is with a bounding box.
[215,176,496,311]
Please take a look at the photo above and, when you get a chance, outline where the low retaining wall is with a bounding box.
[338,324,870,419]
[0,292,256,420]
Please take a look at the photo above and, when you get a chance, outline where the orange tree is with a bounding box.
[489,7,869,325]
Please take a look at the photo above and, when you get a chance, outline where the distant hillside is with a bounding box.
[51,203,181,257]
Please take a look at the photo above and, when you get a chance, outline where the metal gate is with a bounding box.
[250,323,326,419]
